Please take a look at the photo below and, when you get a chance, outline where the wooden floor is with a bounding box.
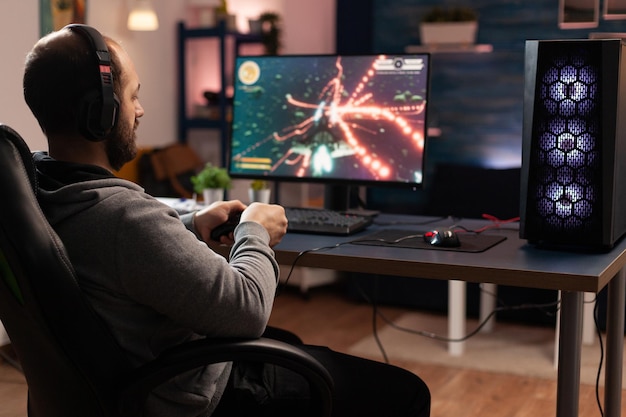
[1,283,624,417]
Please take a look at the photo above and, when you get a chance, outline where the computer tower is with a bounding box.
[520,39,626,250]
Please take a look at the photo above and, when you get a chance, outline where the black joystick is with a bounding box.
[210,213,242,241]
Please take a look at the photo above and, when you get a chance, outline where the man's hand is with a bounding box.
[192,201,288,247]
[193,200,247,244]
[240,203,288,247]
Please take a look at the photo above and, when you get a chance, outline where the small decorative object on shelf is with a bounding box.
[191,163,232,205]
[419,6,478,46]
[193,91,233,120]
[248,179,271,203]
[248,18,262,34]
[215,0,237,31]
[186,0,221,28]
[259,11,282,55]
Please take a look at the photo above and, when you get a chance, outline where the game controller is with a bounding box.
[210,212,242,241]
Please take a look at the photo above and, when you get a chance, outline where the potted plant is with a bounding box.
[248,179,271,203]
[259,11,282,55]
[420,6,478,46]
[191,163,232,205]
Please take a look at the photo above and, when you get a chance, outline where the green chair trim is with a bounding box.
[0,249,24,305]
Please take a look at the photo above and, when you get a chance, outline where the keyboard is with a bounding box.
[285,207,374,236]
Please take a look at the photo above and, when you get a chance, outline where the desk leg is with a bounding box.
[448,280,466,356]
[479,283,497,333]
[604,268,625,417]
[556,291,583,417]
[582,292,596,345]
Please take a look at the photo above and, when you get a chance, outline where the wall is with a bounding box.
[0,1,43,150]
[372,0,626,174]
[0,0,335,153]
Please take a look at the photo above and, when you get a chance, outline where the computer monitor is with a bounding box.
[227,53,431,190]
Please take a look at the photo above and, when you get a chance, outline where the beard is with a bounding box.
[105,117,138,171]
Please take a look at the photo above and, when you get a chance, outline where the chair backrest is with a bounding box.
[0,125,132,417]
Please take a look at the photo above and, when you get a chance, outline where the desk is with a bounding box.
[211,213,626,417]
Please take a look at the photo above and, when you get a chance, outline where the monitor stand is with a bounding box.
[324,184,381,217]
[324,185,356,211]
[324,185,354,211]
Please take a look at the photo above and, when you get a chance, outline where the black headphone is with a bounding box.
[66,24,119,141]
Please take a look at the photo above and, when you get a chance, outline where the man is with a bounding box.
[23,25,430,417]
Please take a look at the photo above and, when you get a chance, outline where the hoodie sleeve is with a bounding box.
[112,193,278,338]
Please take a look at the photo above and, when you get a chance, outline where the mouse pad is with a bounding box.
[351,229,507,253]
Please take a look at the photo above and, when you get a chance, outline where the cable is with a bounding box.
[279,241,352,291]
[351,277,390,363]
[355,233,425,245]
[378,297,560,343]
[350,276,563,365]
[593,297,604,417]
[279,232,436,290]
[372,216,448,227]
[278,215,521,297]
[369,279,389,364]
[451,214,520,235]
[361,281,606,417]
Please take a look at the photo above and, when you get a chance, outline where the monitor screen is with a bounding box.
[228,53,430,188]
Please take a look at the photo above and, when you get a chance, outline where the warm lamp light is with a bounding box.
[187,0,221,5]
[128,0,159,31]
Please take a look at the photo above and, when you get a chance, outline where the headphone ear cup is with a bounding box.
[78,89,105,141]
[78,90,119,141]
[66,25,118,142]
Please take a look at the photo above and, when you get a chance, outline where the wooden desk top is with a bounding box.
[211,214,626,293]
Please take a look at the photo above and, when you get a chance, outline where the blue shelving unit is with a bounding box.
[177,21,262,166]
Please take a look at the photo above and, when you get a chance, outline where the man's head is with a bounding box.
[23,25,143,171]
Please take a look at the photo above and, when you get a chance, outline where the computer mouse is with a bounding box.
[423,228,461,248]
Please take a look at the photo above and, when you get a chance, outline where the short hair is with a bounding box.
[23,28,123,137]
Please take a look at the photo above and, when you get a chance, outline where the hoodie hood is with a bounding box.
[33,151,144,226]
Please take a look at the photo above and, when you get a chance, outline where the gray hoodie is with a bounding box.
[34,152,279,416]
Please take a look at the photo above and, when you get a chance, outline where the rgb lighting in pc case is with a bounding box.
[520,39,626,249]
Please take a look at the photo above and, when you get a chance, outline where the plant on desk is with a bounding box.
[191,163,231,205]
[249,179,271,204]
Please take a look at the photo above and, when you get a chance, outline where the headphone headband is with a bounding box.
[66,24,118,141]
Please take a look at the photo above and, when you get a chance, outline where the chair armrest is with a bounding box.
[118,337,334,417]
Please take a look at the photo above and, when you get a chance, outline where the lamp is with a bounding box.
[187,0,221,5]
[128,0,159,31]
